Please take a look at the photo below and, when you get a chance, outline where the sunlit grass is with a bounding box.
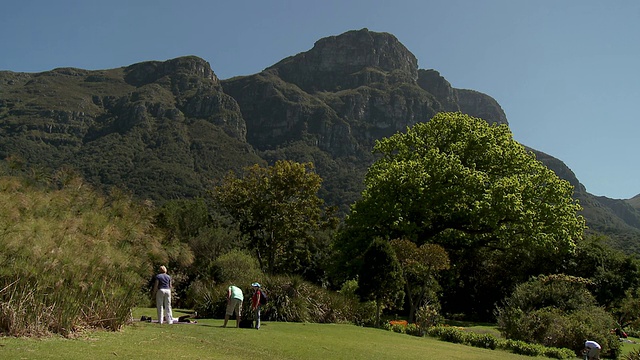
[0,308,565,360]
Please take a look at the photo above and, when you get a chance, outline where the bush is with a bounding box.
[426,325,467,344]
[496,274,620,357]
[425,326,575,359]
[415,304,442,328]
[405,323,422,336]
[626,328,640,338]
[189,275,377,325]
[390,324,406,334]
[212,249,262,286]
[188,280,227,319]
[466,332,499,349]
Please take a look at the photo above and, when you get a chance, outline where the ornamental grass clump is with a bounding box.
[0,172,165,336]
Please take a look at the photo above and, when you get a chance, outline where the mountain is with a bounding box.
[1,29,639,252]
[0,56,263,201]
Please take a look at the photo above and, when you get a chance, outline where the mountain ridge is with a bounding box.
[1,29,639,252]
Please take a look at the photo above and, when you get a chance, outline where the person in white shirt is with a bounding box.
[583,340,601,360]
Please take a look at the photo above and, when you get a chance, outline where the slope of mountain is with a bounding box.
[1,29,638,252]
[0,56,263,202]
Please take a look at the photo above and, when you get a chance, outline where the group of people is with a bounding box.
[222,282,264,329]
[152,266,263,329]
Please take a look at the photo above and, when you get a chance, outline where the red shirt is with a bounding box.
[251,290,262,309]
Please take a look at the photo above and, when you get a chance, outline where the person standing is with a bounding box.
[583,340,601,360]
[152,265,174,324]
[251,282,263,330]
[223,285,243,328]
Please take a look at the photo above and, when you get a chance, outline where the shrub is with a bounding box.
[496,274,620,357]
[427,325,467,344]
[415,304,442,328]
[189,275,376,325]
[425,325,575,359]
[188,280,227,318]
[390,324,406,334]
[626,328,640,338]
[212,249,262,286]
[404,323,422,337]
[466,332,499,349]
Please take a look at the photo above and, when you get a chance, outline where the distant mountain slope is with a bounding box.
[1,29,638,252]
[0,57,263,202]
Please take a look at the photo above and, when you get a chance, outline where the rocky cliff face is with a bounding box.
[223,28,507,158]
[269,29,419,93]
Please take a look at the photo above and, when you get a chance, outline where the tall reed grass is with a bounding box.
[0,171,165,336]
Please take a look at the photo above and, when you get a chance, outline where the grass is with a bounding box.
[0,308,586,360]
[621,337,640,356]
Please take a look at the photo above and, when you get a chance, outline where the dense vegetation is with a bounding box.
[0,165,167,336]
[2,112,640,359]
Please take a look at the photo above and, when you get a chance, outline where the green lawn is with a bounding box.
[0,308,636,360]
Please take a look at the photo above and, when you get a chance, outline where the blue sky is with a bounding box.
[1,0,638,199]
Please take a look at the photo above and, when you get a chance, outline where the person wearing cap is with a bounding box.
[251,282,263,330]
[583,340,601,360]
[223,285,243,328]
[152,265,174,324]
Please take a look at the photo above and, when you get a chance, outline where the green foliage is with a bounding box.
[337,111,586,319]
[186,280,225,318]
[614,287,640,329]
[404,323,422,336]
[213,160,339,277]
[425,326,576,359]
[390,238,449,322]
[213,249,263,286]
[263,275,359,324]
[415,304,443,329]
[0,172,164,336]
[338,279,377,326]
[188,273,376,325]
[496,274,620,357]
[566,234,640,309]
[390,323,407,334]
[357,238,405,326]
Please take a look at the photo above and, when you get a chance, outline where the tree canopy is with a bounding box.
[335,112,586,318]
[213,160,338,276]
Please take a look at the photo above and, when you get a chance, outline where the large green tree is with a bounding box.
[213,160,338,276]
[335,112,586,319]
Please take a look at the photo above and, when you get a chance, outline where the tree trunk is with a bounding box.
[375,298,381,327]
[406,283,415,323]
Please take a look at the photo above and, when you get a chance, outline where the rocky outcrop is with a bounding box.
[268,28,419,93]
[224,29,513,159]
[124,56,219,88]
[123,57,246,140]
[417,69,460,113]
[455,88,508,126]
